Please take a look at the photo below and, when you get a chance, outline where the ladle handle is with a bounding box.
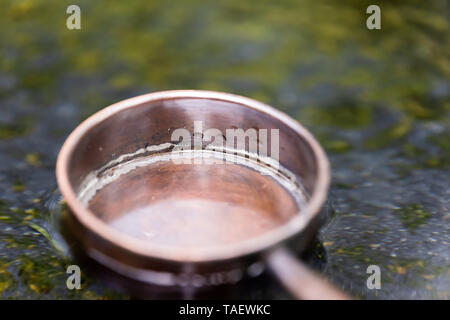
[266,247,351,300]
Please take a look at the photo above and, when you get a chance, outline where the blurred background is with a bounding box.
[0,0,448,299]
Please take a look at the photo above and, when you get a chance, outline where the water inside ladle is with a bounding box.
[77,149,308,248]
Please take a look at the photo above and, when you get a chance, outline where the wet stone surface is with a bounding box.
[0,1,449,299]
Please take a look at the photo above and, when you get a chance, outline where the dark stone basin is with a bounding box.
[0,1,448,299]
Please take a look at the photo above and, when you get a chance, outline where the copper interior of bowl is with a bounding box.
[61,92,325,257]
[88,157,302,247]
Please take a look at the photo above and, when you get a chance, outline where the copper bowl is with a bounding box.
[56,90,348,299]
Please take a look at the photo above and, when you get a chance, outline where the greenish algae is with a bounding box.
[393,204,432,232]
[25,153,42,167]
[427,131,450,168]
[315,132,352,154]
[0,198,127,299]
[300,103,373,130]
[0,117,34,140]
[364,116,412,149]
[394,130,450,175]
[11,179,26,192]
[0,264,15,296]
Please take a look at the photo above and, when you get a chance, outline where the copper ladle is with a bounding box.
[56,90,349,299]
